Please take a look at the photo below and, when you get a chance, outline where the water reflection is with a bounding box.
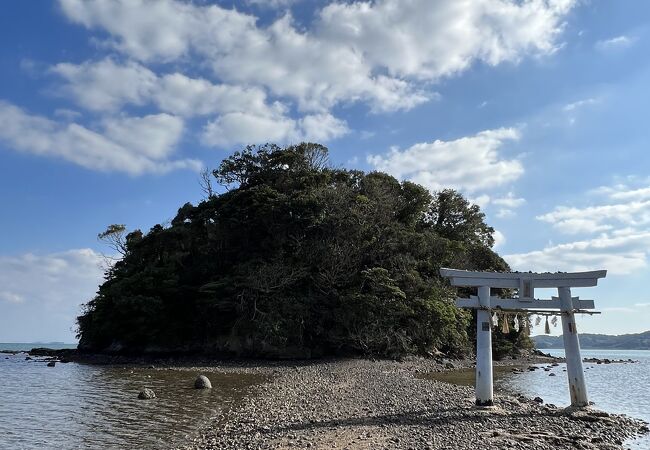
[496,349,650,449]
[0,354,265,449]
[417,364,525,386]
[418,350,650,449]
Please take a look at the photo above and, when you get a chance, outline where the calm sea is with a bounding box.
[0,345,648,449]
[496,349,650,449]
[0,345,264,450]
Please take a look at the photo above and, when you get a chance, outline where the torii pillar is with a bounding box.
[559,286,588,406]
[475,285,493,406]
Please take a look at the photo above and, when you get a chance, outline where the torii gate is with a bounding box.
[439,268,606,407]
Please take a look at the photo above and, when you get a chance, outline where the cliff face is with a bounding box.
[533,331,650,350]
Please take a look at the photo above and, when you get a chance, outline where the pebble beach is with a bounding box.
[177,357,649,450]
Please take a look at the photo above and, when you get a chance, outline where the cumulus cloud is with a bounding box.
[202,111,348,148]
[0,249,104,306]
[51,58,274,118]
[0,249,105,341]
[537,184,650,235]
[505,230,650,275]
[0,101,200,175]
[51,59,157,111]
[508,181,650,275]
[50,58,350,147]
[367,128,523,193]
[4,0,575,170]
[58,0,576,113]
[493,192,526,218]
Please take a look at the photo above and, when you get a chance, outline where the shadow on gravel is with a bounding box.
[264,407,559,434]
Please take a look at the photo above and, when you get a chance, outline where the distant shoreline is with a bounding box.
[0,342,77,352]
[533,330,650,350]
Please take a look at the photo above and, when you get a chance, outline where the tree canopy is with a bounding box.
[77,143,527,358]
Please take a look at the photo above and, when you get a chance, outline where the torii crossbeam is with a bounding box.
[440,268,606,407]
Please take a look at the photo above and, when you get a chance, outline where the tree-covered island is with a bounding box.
[77,143,531,358]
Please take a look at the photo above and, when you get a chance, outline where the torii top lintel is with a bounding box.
[439,268,607,289]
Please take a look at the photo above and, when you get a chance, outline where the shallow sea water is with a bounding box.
[0,348,264,450]
[496,349,650,449]
[426,349,650,449]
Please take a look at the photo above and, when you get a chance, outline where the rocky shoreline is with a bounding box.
[15,349,649,449]
[172,357,648,450]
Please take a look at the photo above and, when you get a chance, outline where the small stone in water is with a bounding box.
[194,375,212,389]
[138,388,156,400]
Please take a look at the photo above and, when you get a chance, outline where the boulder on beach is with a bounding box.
[194,375,212,389]
[138,388,156,400]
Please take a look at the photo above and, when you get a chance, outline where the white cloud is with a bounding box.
[50,58,349,147]
[0,249,103,306]
[51,59,157,111]
[563,97,599,112]
[505,230,650,275]
[154,73,270,117]
[594,184,650,202]
[493,230,506,249]
[101,114,185,160]
[51,59,275,118]
[59,0,576,113]
[0,292,24,304]
[247,0,298,9]
[297,113,349,142]
[510,181,650,275]
[0,249,105,341]
[493,192,526,208]
[318,0,574,78]
[0,101,200,175]
[496,209,516,219]
[469,194,491,209]
[367,127,523,193]
[595,35,636,51]
[493,192,525,219]
[537,186,650,235]
[53,108,82,121]
[202,111,348,148]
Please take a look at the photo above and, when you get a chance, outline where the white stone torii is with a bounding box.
[439,268,606,408]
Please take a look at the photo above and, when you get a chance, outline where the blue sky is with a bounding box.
[1,0,649,342]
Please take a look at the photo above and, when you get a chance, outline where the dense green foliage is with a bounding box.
[78,143,526,358]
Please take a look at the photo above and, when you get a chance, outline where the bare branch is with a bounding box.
[198,167,215,199]
[98,224,128,258]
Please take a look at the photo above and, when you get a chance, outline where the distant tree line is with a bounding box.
[78,143,530,358]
